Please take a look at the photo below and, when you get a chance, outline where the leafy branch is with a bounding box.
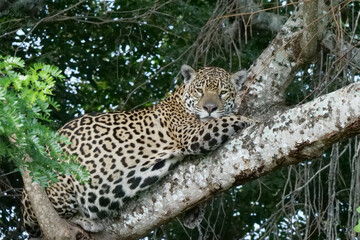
[0,55,88,187]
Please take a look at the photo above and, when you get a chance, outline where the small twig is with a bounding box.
[14,0,88,56]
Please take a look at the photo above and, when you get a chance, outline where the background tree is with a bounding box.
[0,0,359,239]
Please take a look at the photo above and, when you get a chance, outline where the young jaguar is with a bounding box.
[22,65,255,237]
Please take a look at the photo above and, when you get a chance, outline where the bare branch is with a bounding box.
[322,31,360,69]
[14,0,88,55]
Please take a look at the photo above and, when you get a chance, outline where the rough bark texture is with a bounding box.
[300,0,319,62]
[236,0,348,119]
[88,82,360,239]
[235,6,305,118]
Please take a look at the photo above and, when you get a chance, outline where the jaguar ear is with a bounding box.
[181,64,196,84]
[231,70,247,91]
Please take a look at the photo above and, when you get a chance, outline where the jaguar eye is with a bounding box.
[196,88,203,96]
[219,90,227,97]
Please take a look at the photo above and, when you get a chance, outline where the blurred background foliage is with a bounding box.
[0,0,359,239]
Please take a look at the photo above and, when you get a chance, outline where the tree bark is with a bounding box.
[300,0,319,62]
[236,5,305,118]
[22,167,87,240]
[20,152,91,240]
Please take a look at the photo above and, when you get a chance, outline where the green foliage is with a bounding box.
[354,207,360,232]
[0,55,89,187]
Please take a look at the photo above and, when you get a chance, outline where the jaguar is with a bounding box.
[22,64,255,237]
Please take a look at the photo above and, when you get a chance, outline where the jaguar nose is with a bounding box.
[203,103,218,114]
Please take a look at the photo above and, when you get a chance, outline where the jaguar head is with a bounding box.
[181,64,247,120]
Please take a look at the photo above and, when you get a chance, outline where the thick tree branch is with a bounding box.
[236,1,337,118]
[8,135,82,239]
[300,0,319,61]
[21,156,88,240]
[89,82,360,240]
[236,6,305,118]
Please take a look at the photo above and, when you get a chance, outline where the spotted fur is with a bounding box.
[22,65,255,237]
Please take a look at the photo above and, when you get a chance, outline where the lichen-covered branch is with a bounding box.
[236,1,339,118]
[236,6,305,118]
[90,82,360,240]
